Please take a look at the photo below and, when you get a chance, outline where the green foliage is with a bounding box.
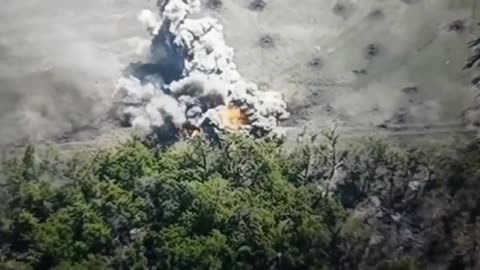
[1,134,479,269]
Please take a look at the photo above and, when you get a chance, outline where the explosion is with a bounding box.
[115,0,289,140]
[180,122,202,138]
[221,105,249,131]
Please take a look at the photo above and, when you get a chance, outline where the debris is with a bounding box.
[206,0,222,10]
[447,20,465,33]
[332,3,346,16]
[249,0,266,11]
[259,34,275,48]
[402,86,418,94]
[365,43,380,59]
[353,69,367,75]
[325,105,334,113]
[332,2,354,19]
[308,57,322,68]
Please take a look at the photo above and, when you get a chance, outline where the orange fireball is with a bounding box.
[221,105,249,131]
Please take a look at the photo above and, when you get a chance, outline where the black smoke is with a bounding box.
[126,22,185,89]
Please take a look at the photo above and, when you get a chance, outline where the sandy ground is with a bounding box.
[214,0,478,128]
[0,0,478,147]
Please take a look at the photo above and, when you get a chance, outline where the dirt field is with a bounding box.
[0,0,478,149]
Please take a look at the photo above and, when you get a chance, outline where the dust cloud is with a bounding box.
[0,0,154,146]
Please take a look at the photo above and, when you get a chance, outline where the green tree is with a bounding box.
[1,134,479,269]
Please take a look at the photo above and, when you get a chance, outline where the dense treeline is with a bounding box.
[0,132,479,270]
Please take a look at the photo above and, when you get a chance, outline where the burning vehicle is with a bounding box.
[115,0,289,141]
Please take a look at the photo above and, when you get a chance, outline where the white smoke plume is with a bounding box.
[116,0,290,138]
